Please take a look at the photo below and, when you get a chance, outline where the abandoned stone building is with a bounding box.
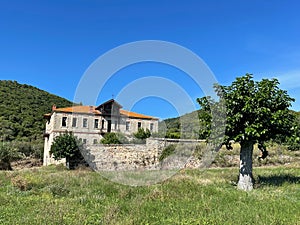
[43,99,159,166]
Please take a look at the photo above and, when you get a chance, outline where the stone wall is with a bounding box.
[80,138,205,171]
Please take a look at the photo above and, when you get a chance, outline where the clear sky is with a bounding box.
[1,0,299,119]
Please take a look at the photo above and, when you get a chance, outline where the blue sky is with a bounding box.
[1,0,299,119]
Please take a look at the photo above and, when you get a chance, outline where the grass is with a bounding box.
[0,164,299,224]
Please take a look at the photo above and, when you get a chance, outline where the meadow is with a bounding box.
[0,164,299,224]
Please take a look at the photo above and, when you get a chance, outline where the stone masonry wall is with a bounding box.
[80,138,205,171]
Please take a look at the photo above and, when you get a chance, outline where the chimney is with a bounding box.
[52,104,56,111]
[89,106,93,113]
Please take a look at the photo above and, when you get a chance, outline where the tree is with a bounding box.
[198,74,295,191]
[0,142,21,170]
[134,128,151,140]
[50,132,84,169]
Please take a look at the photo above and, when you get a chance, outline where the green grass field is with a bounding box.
[0,165,299,225]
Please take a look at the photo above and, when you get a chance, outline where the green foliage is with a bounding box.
[198,74,296,190]
[165,128,181,139]
[133,128,151,140]
[101,132,129,144]
[0,80,72,158]
[197,97,213,139]
[0,142,21,170]
[50,132,82,160]
[50,132,83,169]
[159,110,212,139]
[283,111,300,151]
[198,74,296,148]
[159,144,176,161]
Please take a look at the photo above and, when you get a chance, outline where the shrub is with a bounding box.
[133,128,151,140]
[0,142,21,170]
[101,133,129,144]
[11,175,31,191]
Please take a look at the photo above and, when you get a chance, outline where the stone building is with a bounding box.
[43,99,158,165]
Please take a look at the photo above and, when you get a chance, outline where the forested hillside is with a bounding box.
[0,80,73,157]
[159,110,202,139]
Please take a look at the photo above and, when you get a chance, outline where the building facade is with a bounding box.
[43,99,159,165]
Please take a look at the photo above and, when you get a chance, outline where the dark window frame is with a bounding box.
[62,117,67,127]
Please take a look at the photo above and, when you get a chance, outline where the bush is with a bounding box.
[133,128,151,140]
[101,133,129,144]
[0,142,21,170]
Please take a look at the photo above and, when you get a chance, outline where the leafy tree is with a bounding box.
[134,128,151,140]
[198,74,295,191]
[50,132,83,169]
[0,142,21,170]
[101,132,129,144]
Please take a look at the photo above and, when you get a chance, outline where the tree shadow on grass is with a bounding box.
[256,174,300,187]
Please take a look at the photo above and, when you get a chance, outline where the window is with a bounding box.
[94,119,99,128]
[126,121,130,131]
[83,139,87,144]
[114,120,117,130]
[72,118,77,127]
[83,118,88,128]
[93,139,98,144]
[138,122,142,129]
[62,117,67,127]
[150,123,154,131]
[101,119,105,129]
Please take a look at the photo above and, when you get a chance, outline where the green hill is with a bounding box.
[160,107,300,140]
[0,80,73,157]
[158,110,202,139]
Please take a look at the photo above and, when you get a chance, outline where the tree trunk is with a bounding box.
[66,156,70,170]
[237,141,254,191]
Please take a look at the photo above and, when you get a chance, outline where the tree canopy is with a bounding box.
[198,74,296,191]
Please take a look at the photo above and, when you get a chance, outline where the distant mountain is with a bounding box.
[160,107,300,140]
[0,80,73,143]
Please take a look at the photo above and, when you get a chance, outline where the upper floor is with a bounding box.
[44,99,159,136]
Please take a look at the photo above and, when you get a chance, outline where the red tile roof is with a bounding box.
[46,105,158,120]
[120,109,158,120]
[53,106,101,115]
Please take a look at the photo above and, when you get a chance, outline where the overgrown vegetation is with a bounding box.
[159,144,176,161]
[0,80,73,163]
[0,142,21,170]
[0,165,299,224]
